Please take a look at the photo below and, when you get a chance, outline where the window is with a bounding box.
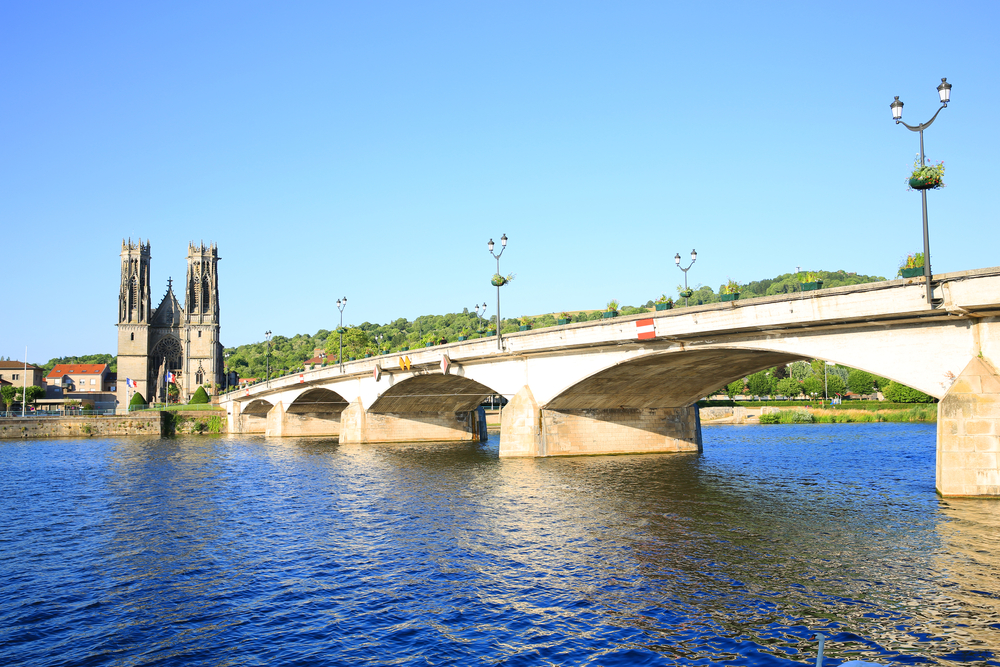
[198,331,202,338]
[12,374,19,381]
[131,333,134,341]
[91,379,96,385]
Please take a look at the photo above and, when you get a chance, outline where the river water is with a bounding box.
[1,424,998,666]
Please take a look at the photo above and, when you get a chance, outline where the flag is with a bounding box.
[167,371,176,384]
[126,378,135,389]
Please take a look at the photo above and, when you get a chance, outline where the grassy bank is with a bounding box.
[758,406,936,424]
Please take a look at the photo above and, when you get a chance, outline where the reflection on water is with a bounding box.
[0,424,998,666]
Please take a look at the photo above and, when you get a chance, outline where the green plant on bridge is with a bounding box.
[606,299,620,312]
[721,279,741,295]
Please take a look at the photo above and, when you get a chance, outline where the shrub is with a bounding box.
[189,386,210,404]
[129,392,146,406]
[882,381,934,403]
[758,413,780,424]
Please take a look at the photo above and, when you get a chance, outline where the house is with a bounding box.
[304,354,328,371]
[42,364,117,412]
[0,361,45,388]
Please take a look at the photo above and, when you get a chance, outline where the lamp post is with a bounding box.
[264,331,272,384]
[224,351,230,392]
[890,77,951,306]
[674,249,698,306]
[374,332,385,355]
[336,296,347,372]
[474,302,487,334]
[488,235,508,350]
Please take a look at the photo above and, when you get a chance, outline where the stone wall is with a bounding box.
[0,413,165,439]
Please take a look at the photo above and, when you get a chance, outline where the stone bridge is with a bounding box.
[221,268,1000,497]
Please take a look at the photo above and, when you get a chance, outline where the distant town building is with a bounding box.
[45,363,113,396]
[0,361,45,388]
[116,239,223,407]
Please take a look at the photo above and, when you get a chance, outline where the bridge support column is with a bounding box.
[265,401,285,437]
[937,356,1000,496]
[499,386,702,457]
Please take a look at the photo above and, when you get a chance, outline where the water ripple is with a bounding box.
[0,425,997,665]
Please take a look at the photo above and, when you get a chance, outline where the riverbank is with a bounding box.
[700,405,936,424]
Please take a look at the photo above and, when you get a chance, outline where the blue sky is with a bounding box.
[3,1,998,364]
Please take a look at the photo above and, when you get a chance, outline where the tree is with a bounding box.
[776,377,802,398]
[190,386,210,404]
[1,385,18,411]
[826,375,846,397]
[24,385,44,405]
[726,379,745,399]
[802,376,823,398]
[848,369,875,395]
[746,370,775,398]
[167,383,180,402]
[882,381,934,403]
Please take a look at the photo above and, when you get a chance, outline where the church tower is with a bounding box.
[116,238,152,406]
[182,242,222,398]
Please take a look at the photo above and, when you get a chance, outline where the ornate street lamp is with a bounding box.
[336,296,347,372]
[474,302,487,334]
[674,249,697,306]
[488,235,508,350]
[890,77,951,306]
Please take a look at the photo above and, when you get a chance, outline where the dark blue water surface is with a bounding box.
[2,424,998,666]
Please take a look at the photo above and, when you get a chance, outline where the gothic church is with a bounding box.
[116,239,223,406]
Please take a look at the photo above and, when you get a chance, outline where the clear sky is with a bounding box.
[3,1,998,364]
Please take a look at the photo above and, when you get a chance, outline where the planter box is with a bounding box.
[364,354,372,358]
[900,266,924,278]
[557,319,570,325]
[400,347,408,351]
[800,281,823,291]
[518,325,531,331]
[720,293,739,302]
[457,336,467,341]
[909,176,942,190]
[425,342,434,347]
[603,311,618,318]
[655,303,672,311]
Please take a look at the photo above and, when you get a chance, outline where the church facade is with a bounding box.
[116,239,223,407]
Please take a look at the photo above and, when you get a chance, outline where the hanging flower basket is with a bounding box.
[679,290,694,299]
[909,175,943,190]
[908,158,944,190]
[491,273,515,287]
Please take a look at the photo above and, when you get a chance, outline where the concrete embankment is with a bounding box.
[0,413,166,439]
[0,410,229,439]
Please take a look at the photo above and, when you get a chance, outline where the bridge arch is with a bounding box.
[286,388,349,416]
[543,347,807,409]
[369,374,498,413]
[242,399,274,417]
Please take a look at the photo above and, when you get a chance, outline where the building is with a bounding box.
[45,363,113,396]
[41,363,117,412]
[0,361,45,388]
[116,239,223,408]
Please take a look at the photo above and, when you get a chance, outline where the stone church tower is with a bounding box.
[116,240,223,408]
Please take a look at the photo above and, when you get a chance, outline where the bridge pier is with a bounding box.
[499,386,702,457]
[937,356,1000,496]
[339,399,484,444]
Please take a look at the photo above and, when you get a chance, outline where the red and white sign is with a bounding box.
[373,364,382,381]
[299,374,304,383]
[441,354,451,375]
[636,318,656,340]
